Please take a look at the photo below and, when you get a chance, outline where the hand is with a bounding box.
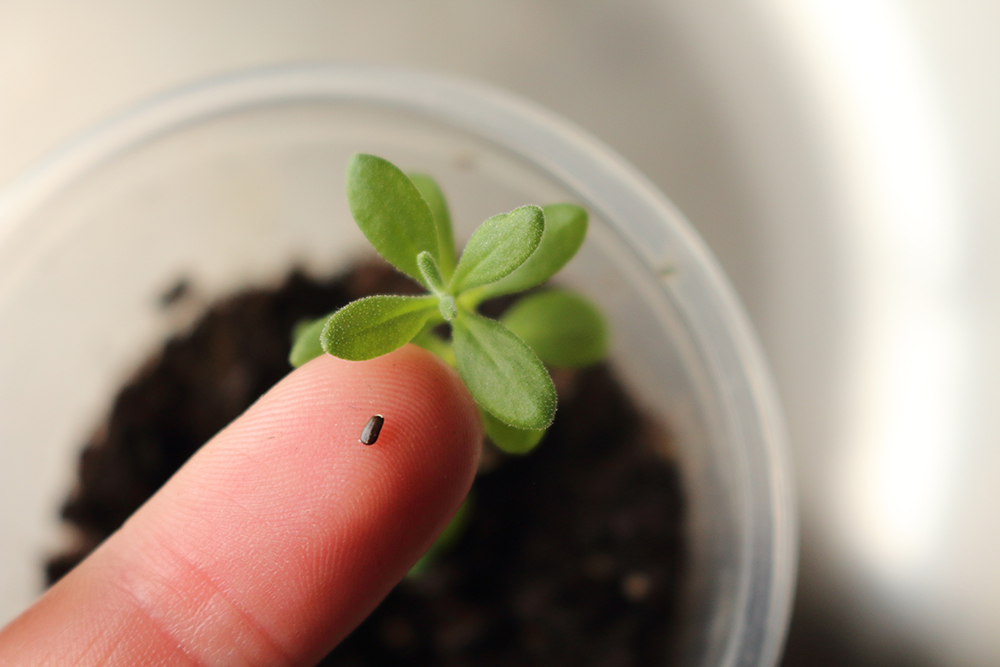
[0,345,481,666]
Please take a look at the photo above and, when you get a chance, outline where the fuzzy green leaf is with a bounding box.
[448,206,544,295]
[451,308,556,430]
[288,315,330,367]
[417,251,447,295]
[417,252,457,320]
[408,172,457,280]
[481,409,545,455]
[477,203,588,299]
[321,295,438,361]
[346,154,439,286]
[501,290,608,369]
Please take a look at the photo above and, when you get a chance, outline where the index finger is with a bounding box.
[0,345,481,666]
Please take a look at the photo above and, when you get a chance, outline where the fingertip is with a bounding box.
[269,345,482,509]
[295,343,481,461]
[0,345,483,666]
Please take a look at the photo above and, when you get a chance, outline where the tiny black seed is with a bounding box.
[360,414,384,445]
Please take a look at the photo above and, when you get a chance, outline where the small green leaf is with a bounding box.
[451,308,556,430]
[481,409,545,455]
[408,172,457,280]
[417,251,447,295]
[346,154,439,286]
[477,203,588,299]
[416,252,456,320]
[448,206,544,295]
[438,295,457,321]
[289,315,330,368]
[501,290,608,369]
[321,295,438,361]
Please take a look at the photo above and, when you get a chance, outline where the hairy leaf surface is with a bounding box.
[321,295,438,361]
[477,203,587,299]
[481,409,545,454]
[452,308,556,430]
[449,206,543,294]
[347,154,439,285]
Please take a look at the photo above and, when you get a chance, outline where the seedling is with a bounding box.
[290,153,607,455]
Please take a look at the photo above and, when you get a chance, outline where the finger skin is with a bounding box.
[0,345,481,666]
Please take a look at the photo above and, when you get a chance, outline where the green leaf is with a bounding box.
[346,154,439,286]
[408,172,457,280]
[451,308,556,430]
[448,206,544,295]
[288,315,331,368]
[417,251,447,296]
[481,409,545,455]
[416,252,456,320]
[476,203,588,299]
[321,295,438,361]
[412,327,456,367]
[501,290,608,369]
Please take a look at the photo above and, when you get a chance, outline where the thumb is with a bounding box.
[0,344,481,666]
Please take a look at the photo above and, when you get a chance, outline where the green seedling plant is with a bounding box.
[290,153,608,456]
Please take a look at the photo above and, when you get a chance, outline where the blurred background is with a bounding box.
[1,1,997,665]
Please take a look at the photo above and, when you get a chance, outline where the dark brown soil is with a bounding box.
[48,261,686,667]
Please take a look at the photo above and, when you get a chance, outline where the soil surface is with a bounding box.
[48,261,686,667]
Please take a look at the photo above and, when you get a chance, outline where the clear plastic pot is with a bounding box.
[0,64,795,666]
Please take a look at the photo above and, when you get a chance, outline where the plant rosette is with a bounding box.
[290,153,608,456]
